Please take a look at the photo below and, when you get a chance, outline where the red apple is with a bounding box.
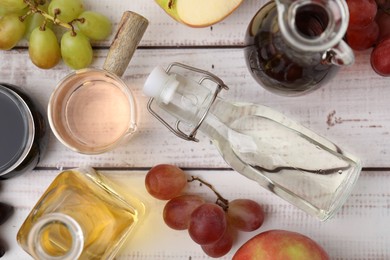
[233,229,329,260]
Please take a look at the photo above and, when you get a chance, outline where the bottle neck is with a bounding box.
[275,0,349,52]
[28,213,84,260]
[144,64,230,142]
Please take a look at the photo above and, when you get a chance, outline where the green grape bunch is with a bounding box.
[0,0,112,69]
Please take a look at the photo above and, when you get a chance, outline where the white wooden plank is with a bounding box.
[0,169,389,259]
[0,48,389,168]
[14,0,267,47]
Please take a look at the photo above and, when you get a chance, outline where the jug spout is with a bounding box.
[275,0,352,57]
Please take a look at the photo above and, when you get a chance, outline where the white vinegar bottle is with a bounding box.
[143,63,361,221]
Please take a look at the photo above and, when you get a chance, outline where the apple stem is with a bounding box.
[188,176,229,211]
[168,0,174,9]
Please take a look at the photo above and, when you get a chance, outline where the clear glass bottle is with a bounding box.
[244,0,354,95]
[17,167,145,260]
[144,63,361,221]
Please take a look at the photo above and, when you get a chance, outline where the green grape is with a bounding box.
[0,13,25,50]
[24,13,46,40]
[0,6,13,16]
[61,31,93,69]
[0,5,27,17]
[0,6,12,17]
[77,11,112,41]
[29,27,61,69]
[24,2,50,39]
[48,0,84,23]
[0,0,27,12]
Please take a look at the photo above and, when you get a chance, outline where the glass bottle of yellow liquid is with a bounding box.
[17,167,144,260]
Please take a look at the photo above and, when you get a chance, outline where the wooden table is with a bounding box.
[1,0,390,259]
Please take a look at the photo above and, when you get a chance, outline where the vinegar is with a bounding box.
[143,66,361,220]
[200,99,360,219]
[64,80,132,147]
[17,168,143,260]
[48,69,137,154]
[244,1,338,95]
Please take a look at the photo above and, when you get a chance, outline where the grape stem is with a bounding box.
[188,176,229,211]
[22,0,83,34]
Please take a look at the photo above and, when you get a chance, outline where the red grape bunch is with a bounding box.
[145,164,265,258]
[346,0,390,76]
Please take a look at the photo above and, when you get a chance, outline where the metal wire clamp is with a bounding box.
[147,62,229,142]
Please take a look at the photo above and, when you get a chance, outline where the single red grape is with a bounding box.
[201,228,234,258]
[145,164,187,200]
[376,9,390,42]
[371,37,390,76]
[163,195,205,230]
[227,199,265,232]
[347,0,378,28]
[376,0,390,9]
[188,203,227,245]
[346,21,379,50]
[0,241,5,257]
[0,202,13,225]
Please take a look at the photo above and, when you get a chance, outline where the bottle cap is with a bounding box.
[143,66,179,104]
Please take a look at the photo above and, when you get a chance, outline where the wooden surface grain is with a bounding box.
[1,0,390,259]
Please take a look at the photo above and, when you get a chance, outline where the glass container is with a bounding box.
[244,0,354,95]
[143,63,361,221]
[48,11,148,154]
[17,167,145,260]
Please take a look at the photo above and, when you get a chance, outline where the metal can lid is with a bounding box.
[0,84,35,176]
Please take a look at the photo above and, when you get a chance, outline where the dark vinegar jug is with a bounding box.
[245,0,354,96]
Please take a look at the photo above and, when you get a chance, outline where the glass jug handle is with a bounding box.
[325,40,355,66]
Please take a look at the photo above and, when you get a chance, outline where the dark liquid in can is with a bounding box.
[0,91,29,169]
[0,84,48,179]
